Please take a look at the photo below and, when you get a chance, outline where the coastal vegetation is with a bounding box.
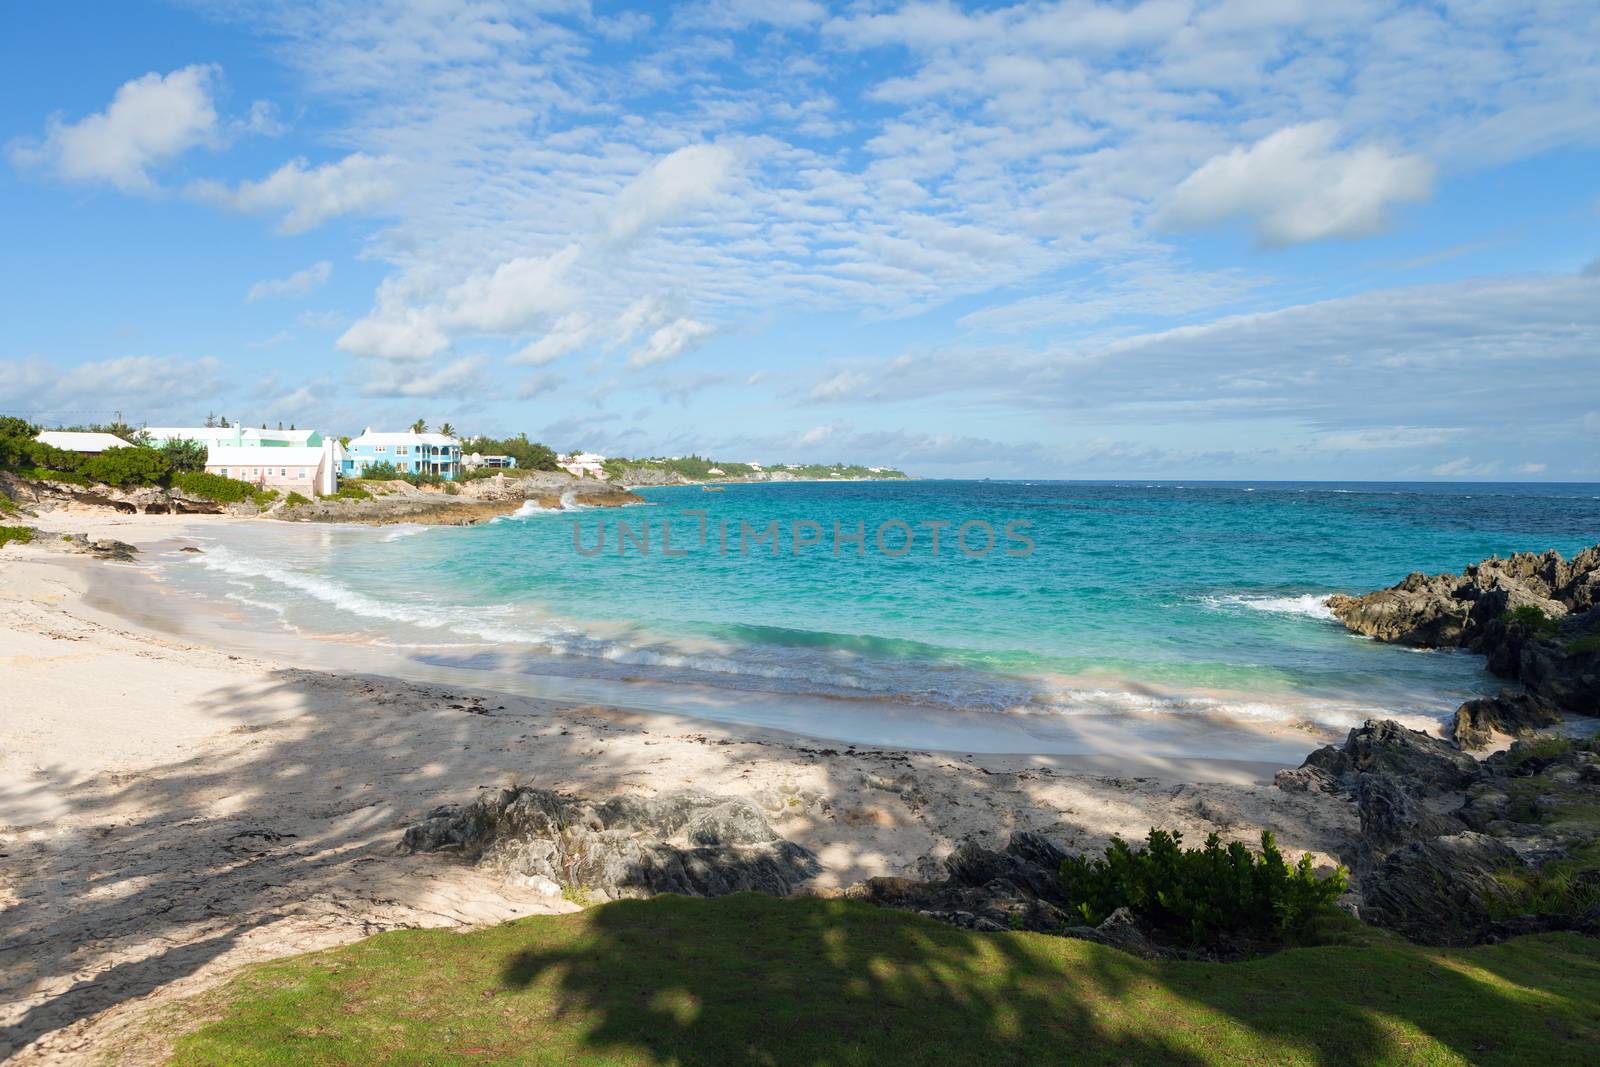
[1057,829,1347,947]
[460,432,560,472]
[0,525,33,548]
[284,491,312,508]
[601,454,908,481]
[0,417,277,509]
[160,895,1600,1066]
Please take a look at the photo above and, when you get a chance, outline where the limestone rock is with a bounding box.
[401,787,819,902]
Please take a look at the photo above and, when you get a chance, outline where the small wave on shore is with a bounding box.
[1200,592,1336,621]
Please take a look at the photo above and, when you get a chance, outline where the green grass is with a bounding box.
[163,895,1600,1066]
[331,484,373,500]
[1501,605,1559,637]
[0,491,17,515]
[0,524,33,548]
[283,491,312,508]
[1566,635,1600,656]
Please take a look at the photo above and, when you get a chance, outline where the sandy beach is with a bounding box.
[0,512,1356,1064]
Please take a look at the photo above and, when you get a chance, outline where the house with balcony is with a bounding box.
[343,428,462,480]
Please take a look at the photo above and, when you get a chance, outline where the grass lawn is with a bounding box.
[163,895,1600,1066]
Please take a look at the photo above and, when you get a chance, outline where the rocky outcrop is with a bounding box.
[284,473,643,525]
[0,471,237,516]
[1279,719,1600,945]
[401,787,820,901]
[1450,690,1562,750]
[1327,545,1600,718]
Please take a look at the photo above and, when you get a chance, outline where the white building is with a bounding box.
[464,453,517,470]
[34,431,134,455]
[207,441,341,496]
[558,451,607,478]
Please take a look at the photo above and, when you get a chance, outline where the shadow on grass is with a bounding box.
[482,895,1600,1067]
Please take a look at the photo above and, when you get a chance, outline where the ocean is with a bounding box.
[163,480,1600,759]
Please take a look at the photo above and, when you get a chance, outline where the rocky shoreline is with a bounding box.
[0,469,644,527]
[1328,544,1600,745]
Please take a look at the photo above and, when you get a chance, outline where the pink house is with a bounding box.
[205,444,340,496]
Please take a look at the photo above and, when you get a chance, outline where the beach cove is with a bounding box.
[3,479,1599,1063]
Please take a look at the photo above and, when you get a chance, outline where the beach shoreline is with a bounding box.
[0,511,1359,1064]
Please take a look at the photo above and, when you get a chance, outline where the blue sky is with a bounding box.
[2,0,1597,479]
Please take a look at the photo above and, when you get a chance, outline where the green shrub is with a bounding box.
[0,493,17,515]
[360,462,400,481]
[18,466,90,486]
[332,484,372,501]
[1566,635,1600,656]
[80,446,170,487]
[251,489,279,508]
[1058,828,1347,947]
[157,437,209,473]
[171,471,257,504]
[444,481,460,496]
[1503,605,1560,637]
[1507,736,1575,771]
[0,525,34,548]
[284,491,312,507]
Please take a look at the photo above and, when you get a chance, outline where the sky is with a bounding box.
[2,0,1598,480]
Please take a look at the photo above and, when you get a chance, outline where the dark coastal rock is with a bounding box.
[1359,832,1523,946]
[1327,544,1600,715]
[401,787,818,901]
[1450,690,1563,750]
[1283,716,1600,945]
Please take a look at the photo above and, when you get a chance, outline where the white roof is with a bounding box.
[350,429,459,447]
[206,446,327,467]
[564,452,606,462]
[35,431,134,452]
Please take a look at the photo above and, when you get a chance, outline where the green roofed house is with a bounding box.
[143,425,323,450]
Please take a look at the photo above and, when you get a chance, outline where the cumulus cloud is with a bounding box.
[10,65,218,191]
[245,260,332,303]
[358,356,487,397]
[511,312,596,365]
[191,153,395,234]
[606,144,736,243]
[1162,122,1434,246]
[627,318,714,368]
[339,246,581,361]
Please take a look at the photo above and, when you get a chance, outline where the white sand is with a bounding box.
[0,514,1356,1064]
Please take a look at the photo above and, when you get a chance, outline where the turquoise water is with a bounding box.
[180,481,1600,742]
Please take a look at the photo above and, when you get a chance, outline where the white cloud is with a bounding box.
[192,153,395,234]
[606,144,737,243]
[10,65,218,192]
[1162,122,1434,246]
[0,355,226,416]
[627,318,714,368]
[1317,426,1462,451]
[245,260,332,303]
[358,357,487,397]
[808,370,869,401]
[511,312,596,365]
[339,246,580,361]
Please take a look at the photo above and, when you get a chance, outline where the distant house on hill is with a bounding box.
[464,453,517,471]
[558,452,606,478]
[34,431,134,455]
[344,428,462,480]
[706,467,726,476]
